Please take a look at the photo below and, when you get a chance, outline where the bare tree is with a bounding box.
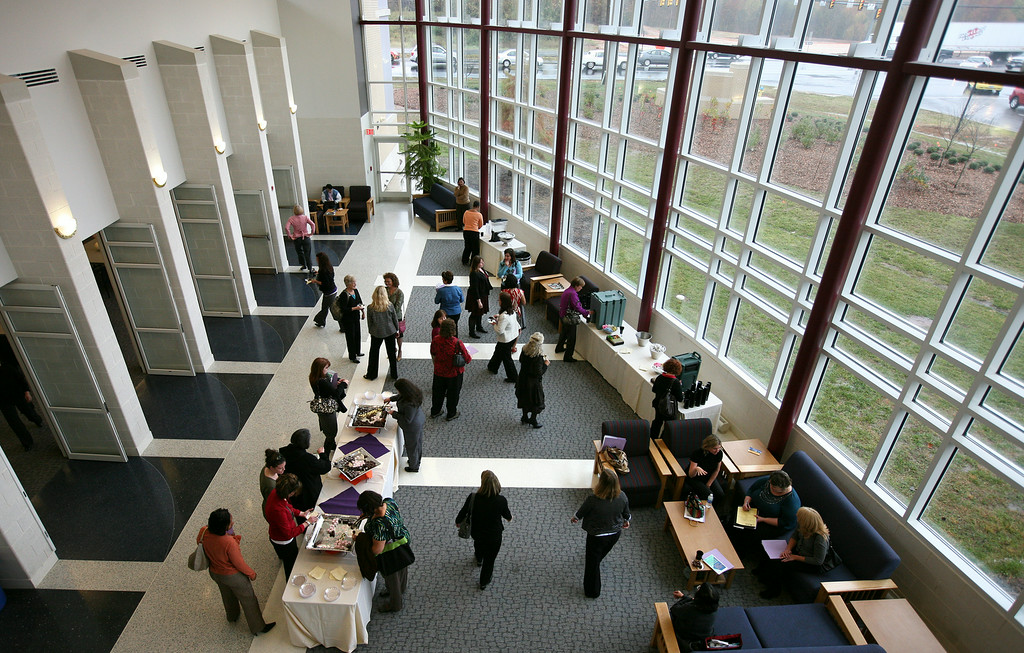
[953,117,992,189]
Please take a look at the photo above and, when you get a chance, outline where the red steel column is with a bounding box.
[766,0,944,457]
[479,2,491,209]
[635,0,703,331]
[546,0,579,255]
[415,0,429,124]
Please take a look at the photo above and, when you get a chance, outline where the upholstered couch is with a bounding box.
[735,450,901,603]
[413,184,458,230]
[652,601,886,653]
[600,420,670,508]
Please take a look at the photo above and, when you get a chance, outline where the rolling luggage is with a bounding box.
[591,290,626,330]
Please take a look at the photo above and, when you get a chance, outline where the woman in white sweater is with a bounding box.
[486,293,520,383]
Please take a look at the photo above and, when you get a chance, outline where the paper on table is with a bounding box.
[734,506,758,528]
[329,567,347,581]
[308,565,326,580]
[762,539,789,559]
[702,549,734,574]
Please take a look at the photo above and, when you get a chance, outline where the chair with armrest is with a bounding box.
[653,418,713,500]
[600,420,670,508]
[520,250,562,301]
[545,275,598,329]
[347,185,374,222]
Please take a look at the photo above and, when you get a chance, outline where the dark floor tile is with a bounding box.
[31,456,221,561]
[211,373,273,429]
[204,315,288,362]
[136,374,239,440]
[282,238,354,267]
[250,272,320,307]
[261,315,308,354]
[0,589,142,653]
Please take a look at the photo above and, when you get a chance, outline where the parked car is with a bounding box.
[410,44,458,72]
[707,51,743,61]
[970,81,1003,95]
[581,50,625,73]
[1010,87,1024,110]
[959,55,994,68]
[497,49,543,69]
[1006,55,1024,73]
[637,49,671,68]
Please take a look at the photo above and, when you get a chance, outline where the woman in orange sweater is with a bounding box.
[199,508,276,635]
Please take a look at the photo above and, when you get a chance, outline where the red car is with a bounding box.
[1011,87,1024,110]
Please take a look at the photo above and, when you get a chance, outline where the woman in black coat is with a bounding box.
[309,357,348,450]
[650,357,684,440]
[308,252,338,329]
[465,255,492,339]
[456,470,513,590]
[669,582,719,647]
[514,332,548,428]
[279,428,332,511]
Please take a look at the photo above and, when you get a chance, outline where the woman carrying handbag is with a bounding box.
[455,470,513,590]
[309,357,348,450]
[357,491,413,613]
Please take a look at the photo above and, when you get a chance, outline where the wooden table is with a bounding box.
[323,208,349,233]
[663,500,743,590]
[851,598,946,653]
[721,438,783,479]
[532,276,570,305]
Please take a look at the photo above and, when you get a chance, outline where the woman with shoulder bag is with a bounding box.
[555,277,590,362]
[455,470,513,590]
[650,357,685,440]
[308,252,337,329]
[309,357,348,450]
[429,318,471,421]
[200,508,276,635]
[357,491,413,613]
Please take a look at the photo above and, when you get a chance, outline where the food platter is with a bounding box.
[305,513,361,553]
[333,447,381,483]
[349,404,388,430]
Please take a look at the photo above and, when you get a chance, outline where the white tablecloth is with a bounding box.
[576,322,722,427]
[481,235,526,277]
[281,408,401,651]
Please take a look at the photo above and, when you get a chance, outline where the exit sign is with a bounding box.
[365,128,375,135]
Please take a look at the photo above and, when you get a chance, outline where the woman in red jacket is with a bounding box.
[429,318,471,421]
[264,473,319,577]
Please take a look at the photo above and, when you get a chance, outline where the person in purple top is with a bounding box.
[555,277,590,362]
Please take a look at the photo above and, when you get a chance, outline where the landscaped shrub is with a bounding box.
[969,161,981,170]
[898,161,929,189]
[927,146,939,153]
[958,155,969,163]
[931,153,942,160]
[994,164,1002,171]
[791,115,817,148]
[984,166,996,173]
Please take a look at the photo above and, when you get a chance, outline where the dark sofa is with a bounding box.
[413,184,459,230]
[736,450,901,603]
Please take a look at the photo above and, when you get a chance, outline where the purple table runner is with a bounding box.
[318,487,360,514]
[338,434,388,458]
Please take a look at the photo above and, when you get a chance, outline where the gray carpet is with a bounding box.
[417,240,466,276]
[403,285,560,346]
[307,486,780,653]
[381,358,638,459]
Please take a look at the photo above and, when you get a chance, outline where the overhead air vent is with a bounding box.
[123,55,147,68]
[11,68,59,88]
[195,46,205,52]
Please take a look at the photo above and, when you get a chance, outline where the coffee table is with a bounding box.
[721,438,783,480]
[850,598,946,652]
[530,275,569,304]
[663,500,743,590]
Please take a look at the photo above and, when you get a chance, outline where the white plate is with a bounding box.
[363,391,375,400]
[290,574,306,586]
[340,572,356,590]
[299,582,316,598]
[323,586,341,602]
[380,391,392,401]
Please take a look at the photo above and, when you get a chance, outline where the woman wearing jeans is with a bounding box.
[571,467,630,598]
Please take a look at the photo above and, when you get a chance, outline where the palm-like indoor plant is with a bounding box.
[403,120,447,193]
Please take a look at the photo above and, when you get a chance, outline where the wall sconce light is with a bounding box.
[53,214,78,239]
[214,139,226,154]
[289,103,297,114]
[257,119,267,131]
[152,171,168,187]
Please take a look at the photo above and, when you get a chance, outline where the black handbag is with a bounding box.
[310,396,339,414]
[562,308,583,325]
[457,493,475,539]
[656,381,680,419]
[377,537,415,575]
[453,342,467,368]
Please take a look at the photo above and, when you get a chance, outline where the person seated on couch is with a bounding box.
[731,470,800,556]
[757,506,841,599]
[669,582,719,650]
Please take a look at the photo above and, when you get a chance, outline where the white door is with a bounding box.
[100,224,195,376]
[234,190,277,272]
[374,138,410,199]
[171,185,244,316]
[0,284,127,461]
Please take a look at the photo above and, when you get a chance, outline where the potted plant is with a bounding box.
[403,120,446,193]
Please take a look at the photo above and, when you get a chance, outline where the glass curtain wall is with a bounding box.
[363,0,1024,614]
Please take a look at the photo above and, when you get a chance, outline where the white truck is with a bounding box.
[891,22,1024,64]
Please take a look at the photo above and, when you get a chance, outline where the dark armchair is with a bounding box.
[599,420,670,508]
[347,185,374,222]
[520,250,562,301]
[653,418,714,501]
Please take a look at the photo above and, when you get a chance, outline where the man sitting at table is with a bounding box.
[321,184,342,210]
